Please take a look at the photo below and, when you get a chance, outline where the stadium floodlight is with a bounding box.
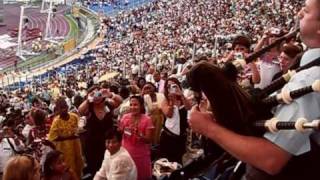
[44,0,53,40]
[16,5,41,61]
[16,6,24,58]
[16,6,26,61]
[40,0,49,13]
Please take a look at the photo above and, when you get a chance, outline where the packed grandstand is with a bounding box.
[1,0,320,179]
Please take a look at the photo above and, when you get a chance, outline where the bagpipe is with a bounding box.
[160,29,320,179]
[186,27,320,136]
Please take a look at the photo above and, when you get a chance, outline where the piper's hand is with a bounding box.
[188,105,215,136]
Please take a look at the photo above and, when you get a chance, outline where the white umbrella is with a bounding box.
[98,72,119,83]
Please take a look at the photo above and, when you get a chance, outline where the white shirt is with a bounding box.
[165,106,181,136]
[94,147,137,180]
[0,138,24,173]
[145,73,154,83]
[22,124,34,139]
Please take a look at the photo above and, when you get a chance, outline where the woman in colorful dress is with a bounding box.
[48,97,84,179]
[119,95,154,180]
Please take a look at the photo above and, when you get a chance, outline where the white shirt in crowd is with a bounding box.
[145,73,154,83]
[0,138,24,173]
[131,64,139,75]
[22,124,34,139]
[94,147,137,180]
[164,105,182,136]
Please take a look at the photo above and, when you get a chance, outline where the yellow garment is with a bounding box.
[50,87,61,100]
[144,93,165,144]
[48,113,84,179]
[149,108,165,144]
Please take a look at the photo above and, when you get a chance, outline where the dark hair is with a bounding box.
[43,150,62,178]
[87,85,100,95]
[65,89,74,99]
[54,97,68,112]
[30,108,47,127]
[119,86,130,99]
[164,77,182,100]
[109,85,119,94]
[100,82,111,89]
[143,82,157,92]
[137,77,146,89]
[232,35,251,50]
[194,56,208,63]
[73,94,84,109]
[281,43,302,59]
[129,95,145,114]
[31,97,40,106]
[105,129,122,142]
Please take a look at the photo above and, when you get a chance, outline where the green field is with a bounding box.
[65,14,79,41]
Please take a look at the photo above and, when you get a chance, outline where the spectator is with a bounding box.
[0,126,25,175]
[3,155,41,180]
[225,35,260,88]
[272,43,303,80]
[254,28,283,89]
[94,130,137,180]
[78,85,116,177]
[48,97,84,179]
[160,77,191,163]
[119,95,154,180]
[142,82,165,144]
[43,150,77,180]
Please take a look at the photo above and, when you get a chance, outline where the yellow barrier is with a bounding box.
[64,38,76,53]
[72,6,80,18]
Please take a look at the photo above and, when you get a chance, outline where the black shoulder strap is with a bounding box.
[296,56,320,72]
[6,138,19,154]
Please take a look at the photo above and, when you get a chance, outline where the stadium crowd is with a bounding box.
[1,0,319,179]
